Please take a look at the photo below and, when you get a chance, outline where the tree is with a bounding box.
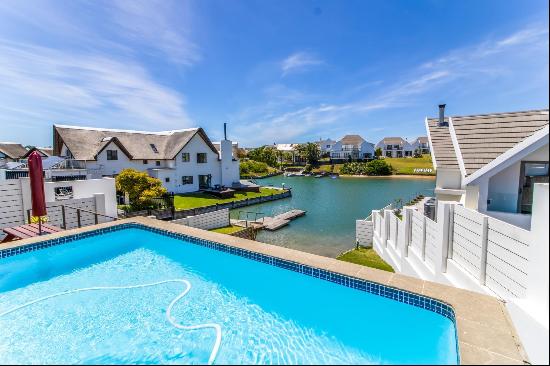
[375,147,383,159]
[294,142,321,165]
[247,146,278,167]
[115,169,167,209]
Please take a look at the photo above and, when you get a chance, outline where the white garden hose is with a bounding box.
[0,279,222,365]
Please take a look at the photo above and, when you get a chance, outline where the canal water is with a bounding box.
[231,175,435,257]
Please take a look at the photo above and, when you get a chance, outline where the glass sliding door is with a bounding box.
[518,162,549,214]
[198,174,211,189]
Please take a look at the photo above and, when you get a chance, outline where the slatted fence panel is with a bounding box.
[485,217,530,298]
[0,180,25,230]
[425,217,438,270]
[452,205,484,280]
[410,210,425,256]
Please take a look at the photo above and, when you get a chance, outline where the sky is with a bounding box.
[0,0,548,147]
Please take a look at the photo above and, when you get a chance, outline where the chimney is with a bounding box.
[438,104,447,126]
[223,122,227,140]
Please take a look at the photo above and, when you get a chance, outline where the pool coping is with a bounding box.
[0,217,528,365]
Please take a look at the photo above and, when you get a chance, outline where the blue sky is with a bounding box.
[0,0,548,147]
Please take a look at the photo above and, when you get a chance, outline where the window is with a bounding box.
[165,177,170,183]
[143,160,148,164]
[155,161,161,166]
[197,153,207,163]
[106,150,118,160]
[182,152,190,162]
[198,174,211,189]
[150,144,158,153]
[182,176,193,185]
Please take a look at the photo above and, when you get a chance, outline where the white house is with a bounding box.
[330,135,375,162]
[426,106,549,228]
[274,143,306,164]
[53,125,240,194]
[410,136,430,155]
[375,137,414,158]
[315,138,336,156]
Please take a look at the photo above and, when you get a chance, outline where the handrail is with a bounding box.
[27,205,117,230]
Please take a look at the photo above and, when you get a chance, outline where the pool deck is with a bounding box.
[1,217,528,365]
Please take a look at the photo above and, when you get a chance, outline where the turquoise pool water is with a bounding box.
[234,176,435,257]
[0,228,457,364]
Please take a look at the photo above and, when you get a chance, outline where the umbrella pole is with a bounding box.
[38,219,42,236]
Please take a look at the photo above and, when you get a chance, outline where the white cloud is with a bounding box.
[281,52,323,76]
[236,23,549,146]
[0,42,191,131]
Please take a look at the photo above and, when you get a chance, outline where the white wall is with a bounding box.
[172,208,230,230]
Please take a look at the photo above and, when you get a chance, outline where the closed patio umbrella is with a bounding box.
[28,151,47,234]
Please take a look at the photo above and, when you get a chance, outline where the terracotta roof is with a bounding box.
[0,143,28,159]
[339,135,365,146]
[426,118,459,169]
[53,125,219,160]
[451,109,549,176]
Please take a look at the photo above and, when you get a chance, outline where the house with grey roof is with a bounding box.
[53,125,240,193]
[375,137,414,158]
[315,138,336,156]
[411,136,430,155]
[330,135,375,162]
[426,105,549,228]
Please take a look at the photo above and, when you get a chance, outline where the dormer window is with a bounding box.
[150,144,158,153]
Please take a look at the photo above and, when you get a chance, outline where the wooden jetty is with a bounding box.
[262,209,306,231]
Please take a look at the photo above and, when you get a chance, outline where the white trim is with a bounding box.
[465,126,549,185]
[54,124,198,136]
[425,117,438,169]
[448,116,467,178]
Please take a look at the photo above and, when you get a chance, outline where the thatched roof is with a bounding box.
[53,125,219,160]
[0,143,28,159]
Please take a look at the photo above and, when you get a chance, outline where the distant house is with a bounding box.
[53,125,240,193]
[0,143,28,164]
[274,143,305,164]
[22,147,53,159]
[315,138,336,156]
[426,106,548,228]
[411,136,430,155]
[330,135,375,162]
[375,137,414,158]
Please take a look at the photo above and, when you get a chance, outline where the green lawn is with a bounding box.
[337,247,395,272]
[383,154,435,175]
[174,187,282,210]
[210,225,243,235]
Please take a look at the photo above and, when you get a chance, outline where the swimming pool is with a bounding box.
[0,224,458,364]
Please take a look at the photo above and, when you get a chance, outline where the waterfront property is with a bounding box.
[314,138,336,156]
[411,136,430,155]
[426,107,548,228]
[0,217,527,364]
[330,135,375,162]
[375,137,414,158]
[53,124,240,194]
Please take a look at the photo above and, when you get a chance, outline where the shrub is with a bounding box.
[240,160,269,176]
[340,160,393,176]
[115,169,167,210]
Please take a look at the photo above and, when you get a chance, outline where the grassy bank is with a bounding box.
[174,187,282,210]
[337,247,395,272]
[210,225,243,234]
[384,154,434,175]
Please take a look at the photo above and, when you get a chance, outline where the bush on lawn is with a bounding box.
[340,159,393,176]
[240,160,269,175]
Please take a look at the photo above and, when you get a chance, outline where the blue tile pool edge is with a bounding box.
[0,222,460,362]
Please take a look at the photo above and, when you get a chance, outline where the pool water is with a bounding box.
[0,228,458,364]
